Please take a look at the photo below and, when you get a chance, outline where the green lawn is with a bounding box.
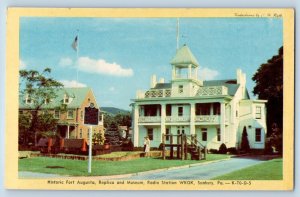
[19,153,228,176]
[212,158,283,180]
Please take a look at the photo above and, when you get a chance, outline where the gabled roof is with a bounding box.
[19,87,91,109]
[170,45,199,67]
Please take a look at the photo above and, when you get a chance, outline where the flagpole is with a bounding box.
[76,29,79,87]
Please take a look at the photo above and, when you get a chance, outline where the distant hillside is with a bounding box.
[100,107,130,115]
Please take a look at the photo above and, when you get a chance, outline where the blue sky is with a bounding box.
[20,17,283,110]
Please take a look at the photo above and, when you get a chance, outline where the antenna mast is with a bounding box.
[176,18,179,50]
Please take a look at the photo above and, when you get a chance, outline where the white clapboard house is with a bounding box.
[132,45,267,150]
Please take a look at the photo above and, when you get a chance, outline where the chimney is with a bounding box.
[150,75,157,88]
[159,77,165,83]
[236,69,242,84]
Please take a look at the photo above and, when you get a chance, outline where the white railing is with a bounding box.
[139,116,161,123]
[196,86,228,96]
[195,115,220,123]
[144,89,171,98]
[165,116,190,122]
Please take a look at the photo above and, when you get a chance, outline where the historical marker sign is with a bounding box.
[84,103,99,125]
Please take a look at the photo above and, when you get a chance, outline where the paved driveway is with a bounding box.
[125,158,264,180]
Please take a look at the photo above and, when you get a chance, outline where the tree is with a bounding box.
[241,126,250,152]
[19,68,64,145]
[252,46,283,135]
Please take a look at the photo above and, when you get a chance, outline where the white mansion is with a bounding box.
[132,45,267,150]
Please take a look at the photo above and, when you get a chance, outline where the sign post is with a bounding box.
[84,103,99,174]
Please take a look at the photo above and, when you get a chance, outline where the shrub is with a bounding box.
[218,143,227,154]
[241,126,250,152]
[227,147,238,154]
[209,149,219,154]
[121,139,134,151]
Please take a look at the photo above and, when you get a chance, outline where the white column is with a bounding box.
[190,103,195,135]
[161,104,166,142]
[188,65,192,79]
[210,103,214,115]
[67,125,70,139]
[220,102,226,143]
[172,66,176,79]
[133,104,139,147]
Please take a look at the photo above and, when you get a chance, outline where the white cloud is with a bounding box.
[77,57,133,77]
[60,80,87,88]
[59,57,73,67]
[199,67,219,80]
[20,59,26,69]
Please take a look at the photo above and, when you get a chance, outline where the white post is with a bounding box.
[133,104,139,147]
[161,104,166,142]
[220,102,226,143]
[88,125,92,173]
[188,65,192,79]
[67,125,70,139]
[190,103,195,135]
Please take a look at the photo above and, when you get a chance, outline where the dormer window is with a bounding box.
[44,98,50,104]
[64,94,69,104]
[25,94,32,104]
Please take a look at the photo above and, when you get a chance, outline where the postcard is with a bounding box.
[5,8,294,190]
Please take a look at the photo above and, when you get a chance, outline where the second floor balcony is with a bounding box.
[138,116,161,123]
[138,115,221,124]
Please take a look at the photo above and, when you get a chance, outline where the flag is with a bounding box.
[72,36,78,51]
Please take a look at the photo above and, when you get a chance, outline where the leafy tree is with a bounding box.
[241,126,250,152]
[252,46,283,135]
[115,112,132,128]
[19,68,63,145]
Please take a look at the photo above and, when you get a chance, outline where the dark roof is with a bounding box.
[149,79,250,98]
[203,79,240,96]
[152,83,171,89]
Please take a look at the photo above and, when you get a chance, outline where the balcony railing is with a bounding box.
[196,86,228,97]
[139,116,161,123]
[165,116,190,122]
[195,115,220,124]
[144,89,171,98]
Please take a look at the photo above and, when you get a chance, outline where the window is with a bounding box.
[79,129,82,138]
[177,126,181,135]
[178,85,183,94]
[44,98,50,104]
[196,103,210,115]
[201,128,207,141]
[54,110,60,119]
[166,104,172,116]
[64,94,69,104]
[256,106,261,119]
[147,128,153,140]
[178,106,183,116]
[213,103,220,115]
[182,126,185,134]
[67,110,74,119]
[255,128,262,142]
[217,128,221,142]
[166,128,170,141]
